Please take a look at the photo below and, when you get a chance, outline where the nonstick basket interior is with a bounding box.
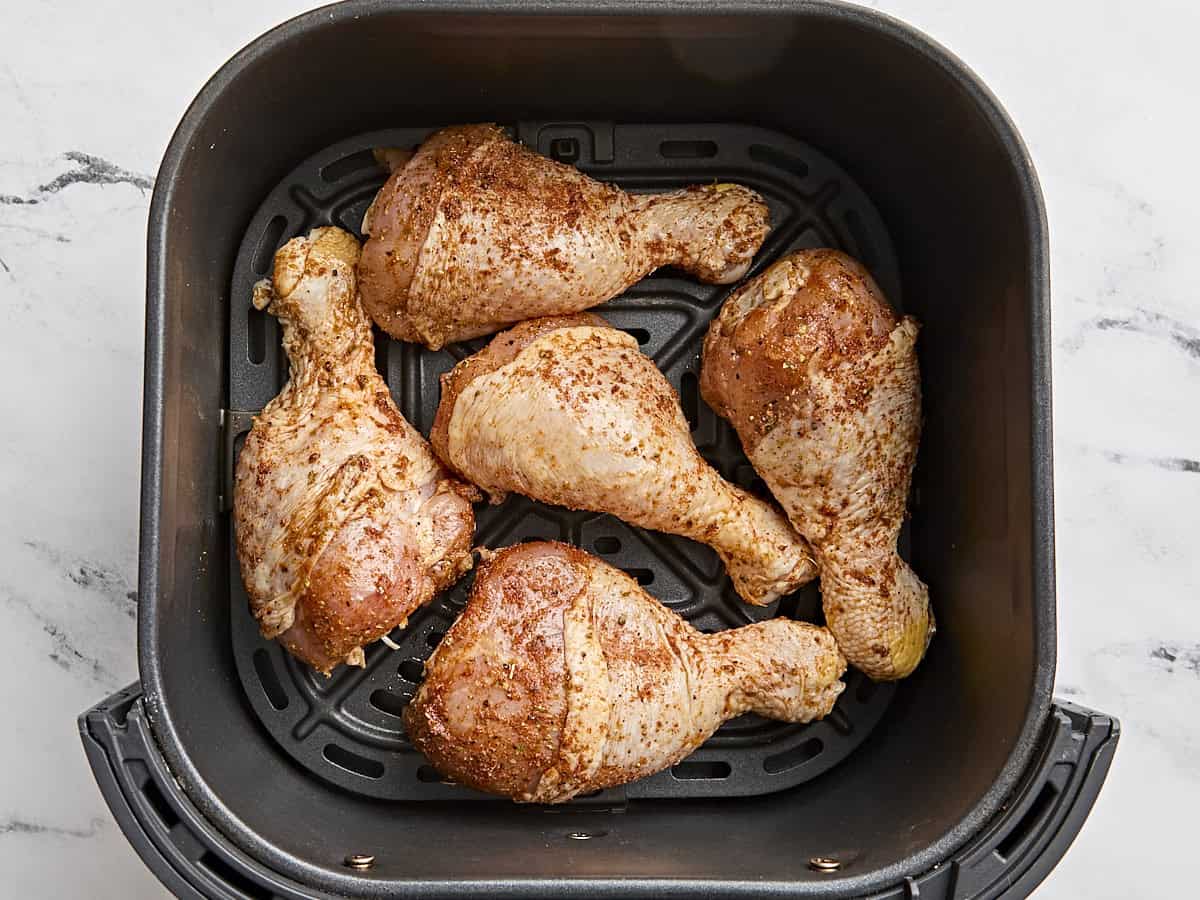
[224,121,903,803]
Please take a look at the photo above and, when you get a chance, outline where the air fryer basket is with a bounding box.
[226,121,901,803]
[81,2,1117,898]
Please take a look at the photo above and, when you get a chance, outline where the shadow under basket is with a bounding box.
[81,2,1117,898]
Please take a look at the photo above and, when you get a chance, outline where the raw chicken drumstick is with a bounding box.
[431,313,818,606]
[234,227,478,674]
[357,123,770,349]
[405,542,846,802]
[700,249,932,680]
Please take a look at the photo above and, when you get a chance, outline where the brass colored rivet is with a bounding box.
[344,853,375,870]
[809,856,841,872]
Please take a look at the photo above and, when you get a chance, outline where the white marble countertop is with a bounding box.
[0,1,1194,897]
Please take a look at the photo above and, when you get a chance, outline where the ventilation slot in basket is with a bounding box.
[373,326,389,378]
[763,738,824,774]
[680,372,700,431]
[246,307,267,365]
[594,536,621,555]
[320,149,379,183]
[251,215,287,276]
[672,761,731,780]
[252,649,288,710]
[621,568,655,586]
[398,659,425,683]
[369,689,409,718]
[323,744,384,779]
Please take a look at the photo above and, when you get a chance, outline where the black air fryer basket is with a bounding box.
[81,2,1118,897]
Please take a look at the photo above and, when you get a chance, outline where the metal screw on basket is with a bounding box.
[566,831,607,841]
[808,856,841,873]
[344,853,375,870]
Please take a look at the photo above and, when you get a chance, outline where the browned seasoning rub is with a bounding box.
[700,249,932,680]
[233,227,479,674]
[358,124,771,349]
[430,314,818,606]
[405,542,846,802]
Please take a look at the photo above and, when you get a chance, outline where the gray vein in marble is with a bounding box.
[0,587,120,687]
[0,223,71,242]
[23,539,137,619]
[1062,308,1200,361]
[1150,643,1200,676]
[0,817,105,839]
[1093,312,1200,361]
[40,151,153,194]
[0,151,153,206]
[1100,450,1200,475]
[1086,640,1200,774]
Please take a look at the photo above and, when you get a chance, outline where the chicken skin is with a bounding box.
[700,249,932,680]
[234,227,478,673]
[405,542,846,802]
[358,124,770,349]
[431,314,818,606]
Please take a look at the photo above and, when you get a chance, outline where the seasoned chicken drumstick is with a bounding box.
[358,124,770,349]
[406,542,846,802]
[234,227,478,674]
[431,314,818,606]
[700,249,932,680]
